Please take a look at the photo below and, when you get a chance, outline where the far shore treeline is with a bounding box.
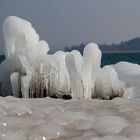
[64,37,140,54]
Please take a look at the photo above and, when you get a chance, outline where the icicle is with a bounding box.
[10,72,21,97]
[65,54,84,99]
[21,71,32,98]
[29,73,47,98]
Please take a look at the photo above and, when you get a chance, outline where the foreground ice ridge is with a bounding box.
[0,96,140,140]
[0,16,140,99]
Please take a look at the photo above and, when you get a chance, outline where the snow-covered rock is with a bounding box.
[95,65,125,99]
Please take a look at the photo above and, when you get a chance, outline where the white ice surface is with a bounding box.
[0,96,138,139]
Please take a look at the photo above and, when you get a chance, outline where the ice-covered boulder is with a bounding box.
[95,65,125,99]
[112,62,140,88]
[111,62,140,99]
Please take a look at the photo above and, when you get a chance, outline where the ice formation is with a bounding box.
[0,16,140,99]
[95,65,125,99]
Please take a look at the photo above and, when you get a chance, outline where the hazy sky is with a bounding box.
[0,0,140,52]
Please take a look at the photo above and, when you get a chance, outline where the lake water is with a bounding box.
[102,52,140,67]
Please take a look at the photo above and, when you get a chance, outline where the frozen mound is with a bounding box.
[95,65,125,99]
[0,16,140,99]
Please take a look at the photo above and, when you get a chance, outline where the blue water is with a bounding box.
[0,53,140,67]
[0,55,5,63]
[102,52,140,67]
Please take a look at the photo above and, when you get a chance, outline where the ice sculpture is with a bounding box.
[0,16,140,99]
[2,16,50,97]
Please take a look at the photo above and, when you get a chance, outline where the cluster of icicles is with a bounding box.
[0,16,140,100]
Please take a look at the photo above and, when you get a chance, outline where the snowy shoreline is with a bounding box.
[0,96,139,139]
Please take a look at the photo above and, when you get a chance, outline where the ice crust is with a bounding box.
[0,16,140,99]
[0,96,139,139]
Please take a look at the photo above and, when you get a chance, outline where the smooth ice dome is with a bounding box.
[0,16,140,99]
[95,65,125,99]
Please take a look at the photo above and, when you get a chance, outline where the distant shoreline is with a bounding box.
[102,51,140,54]
[0,51,140,56]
